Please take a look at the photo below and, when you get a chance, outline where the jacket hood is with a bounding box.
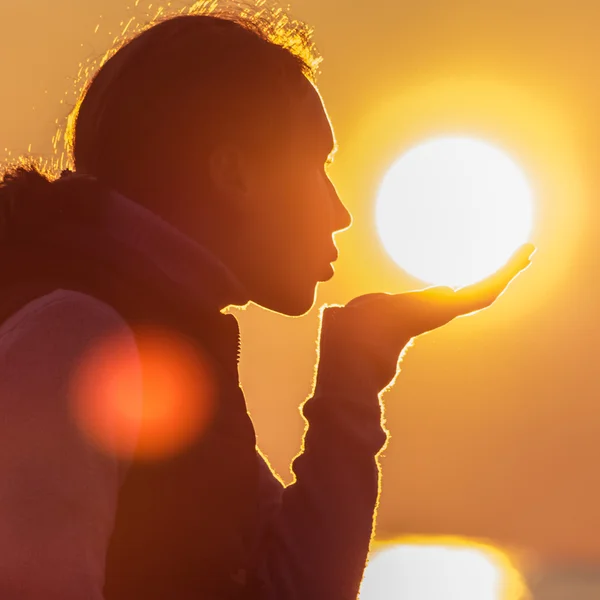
[0,173,250,315]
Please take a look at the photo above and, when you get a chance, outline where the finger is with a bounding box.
[491,243,537,279]
[453,243,536,313]
[460,244,534,305]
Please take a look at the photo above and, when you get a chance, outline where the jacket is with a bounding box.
[0,175,388,599]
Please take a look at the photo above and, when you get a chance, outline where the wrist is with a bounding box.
[316,306,413,395]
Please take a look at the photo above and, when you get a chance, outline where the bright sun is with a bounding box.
[375,137,534,288]
[359,544,504,600]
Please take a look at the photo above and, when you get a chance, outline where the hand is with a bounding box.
[317,243,536,392]
[348,242,536,338]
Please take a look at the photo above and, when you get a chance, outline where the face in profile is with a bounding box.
[229,80,352,316]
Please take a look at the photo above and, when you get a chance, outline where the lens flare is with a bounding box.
[69,326,216,461]
[375,137,534,288]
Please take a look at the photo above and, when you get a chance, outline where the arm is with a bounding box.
[251,244,535,598]
[0,291,141,599]
[253,305,411,600]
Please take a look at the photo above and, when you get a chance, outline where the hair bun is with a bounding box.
[0,165,109,243]
[0,166,57,242]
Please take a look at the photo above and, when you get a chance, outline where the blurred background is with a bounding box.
[1,0,599,597]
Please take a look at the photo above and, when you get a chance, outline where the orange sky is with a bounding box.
[2,0,600,573]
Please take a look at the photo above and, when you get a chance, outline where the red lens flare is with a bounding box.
[69,325,216,462]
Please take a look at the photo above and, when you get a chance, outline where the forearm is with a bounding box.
[252,305,413,599]
[255,380,387,599]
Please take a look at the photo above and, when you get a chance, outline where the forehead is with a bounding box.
[294,80,335,152]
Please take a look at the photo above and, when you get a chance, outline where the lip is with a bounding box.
[318,262,335,282]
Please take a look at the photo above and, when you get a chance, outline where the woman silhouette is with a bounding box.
[0,3,534,599]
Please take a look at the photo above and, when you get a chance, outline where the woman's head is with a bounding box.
[68,5,351,316]
[70,9,317,205]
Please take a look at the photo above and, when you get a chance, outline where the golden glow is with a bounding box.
[375,137,533,288]
[69,326,215,461]
[359,539,528,600]
[334,77,586,322]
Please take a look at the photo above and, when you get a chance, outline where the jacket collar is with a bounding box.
[0,173,250,338]
[100,187,250,313]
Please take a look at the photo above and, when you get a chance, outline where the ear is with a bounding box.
[208,143,251,204]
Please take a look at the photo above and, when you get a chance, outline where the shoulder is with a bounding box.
[0,288,136,365]
[0,288,141,417]
[0,288,143,469]
[0,288,131,342]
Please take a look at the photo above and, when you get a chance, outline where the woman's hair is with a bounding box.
[0,2,320,232]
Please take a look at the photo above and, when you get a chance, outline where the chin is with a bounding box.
[254,282,318,317]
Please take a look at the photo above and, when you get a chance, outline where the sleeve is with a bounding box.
[0,290,142,599]
[252,305,405,600]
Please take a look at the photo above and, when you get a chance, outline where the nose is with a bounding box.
[329,179,353,233]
